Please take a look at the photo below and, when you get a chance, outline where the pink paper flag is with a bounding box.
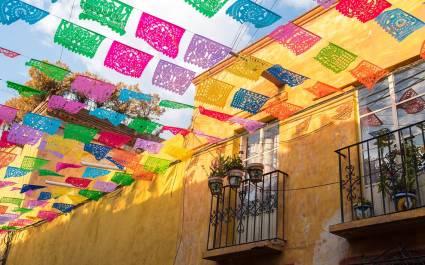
[56,162,82,172]
[269,23,321,55]
[193,130,223,144]
[135,12,185,58]
[0,181,16,189]
[0,105,18,122]
[229,117,265,133]
[24,200,49,209]
[71,75,116,103]
[48,95,86,114]
[161,126,191,136]
[104,41,153,78]
[37,211,59,221]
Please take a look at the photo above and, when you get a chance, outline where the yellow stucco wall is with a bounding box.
[3,1,424,265]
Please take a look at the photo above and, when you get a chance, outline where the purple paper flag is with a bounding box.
[7,123,43,145]
[184,34,231,69]
[134,138,163,154]
[152,60,196,95]
[93,181,118,192]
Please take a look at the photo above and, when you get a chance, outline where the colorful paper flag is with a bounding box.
[25,59,70,81]
[111,172,134,186]
[336,0,391,23]
[65,177,92,188]
[0,47,20,58]
[0,152,16,169]
[84,143,112,160]
[183,0,229,17]
[314,43,357,73]
[52,203,74,213]
[56,162,82,172]
[98,131,132,148]
[21,156,49,170]
[269,23,321,55]
[93,181,117,192]
[54,19,106,58]
[265,100,303,120]
[265,65,308,87]
[82,167,110,178]
[0,104,18,122]
[119,89,152,102]
[0,0,48,25]
[37,211,59,222]
[161,126,191,136]
[231,88,269,114]
[128,119,162,135]
[134,138,163,154]
[38,169,63,177]
[135,12,185,58]
[226,0,281,28]
[23,113,61,135]
[375,8,424,42]
[64,123,98,144]
[71,75,116,103]
[152,60,196,95]
[48,95,86,114]
[6,81,46,97]
[144,157,171,174]
[79,189,104,201]
[195,78,234,108]
[79,0,133,35]
[350,60,389,90]
[20,184,45,193]
[104,41,153,77]
[305,82,341,99]
[5,167,31,178]
[89,108,126,126]
[0,197,22,207]
[226,55,272,80]
[184,34,231,68]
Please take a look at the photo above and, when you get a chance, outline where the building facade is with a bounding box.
[3,1,425,265]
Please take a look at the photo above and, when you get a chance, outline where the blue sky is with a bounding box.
[0,0,315,133]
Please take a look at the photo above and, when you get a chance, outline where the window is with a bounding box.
[359,61,425,140]
[242,123,279,173]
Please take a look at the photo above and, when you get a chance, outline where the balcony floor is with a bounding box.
[203,239,284,262]
[330,207,425,240]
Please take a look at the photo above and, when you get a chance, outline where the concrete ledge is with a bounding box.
[330,207,425,239]
[202,240,284,261]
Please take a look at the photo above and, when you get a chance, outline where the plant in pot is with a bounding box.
[246,163,264,183]
[225,155,245,189]
[378,140,422,211]
[208,155,228,196]
[353,198,373,220]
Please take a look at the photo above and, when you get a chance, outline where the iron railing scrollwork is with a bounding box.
[207,170,286,250]
[336,120,425,223]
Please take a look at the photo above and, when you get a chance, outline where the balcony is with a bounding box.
[330,120,425,239]
[203,170,287,261]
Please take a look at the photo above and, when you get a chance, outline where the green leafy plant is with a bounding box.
[225,155,244,171]
[378,140,423,196]
[209,155,228,179]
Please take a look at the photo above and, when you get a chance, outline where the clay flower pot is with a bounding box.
[227,169,244,189]
[208,176,223,196]
[246,163,264,183]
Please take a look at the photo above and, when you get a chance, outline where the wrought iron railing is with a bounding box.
[336,120,425,223]
[206,170,287,250]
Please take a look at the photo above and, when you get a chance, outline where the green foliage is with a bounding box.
[224,155,244,171]
[378,140,423,195]
[209,155,228,179]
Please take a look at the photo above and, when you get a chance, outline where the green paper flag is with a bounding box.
[159,100,194,109]
[38,169,63,177]
[0,197,23,207]
[314,43,357,74]
[13,208,32,214]
[144,157,171,174]
[79,190,104,201]
[0,226,18,231]
[79,0,133,35]
[6,81,46,97]
[64,123,98,144]
[25,59,70,81]
[54,19,106,58]
[21,156,49,171]
[111,172,134,186]
[183,0,229,17]
[128,119,162,135]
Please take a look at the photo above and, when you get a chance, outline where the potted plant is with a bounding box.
[378,140,422,211]
[225,155,245,189]
[246,163,264,183]
[208,155,228,196]
[353,198,373,220]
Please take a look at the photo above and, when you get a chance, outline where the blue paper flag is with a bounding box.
[84,143,112,160]
[119,89,152,103]
[82,167,110,178]
[5,167,30,178]
[226,0,281,28]
[23,113,61,135]
[20,184,45,193]
[266,65,308,87]
[375,8,424,42]
[52,202,74,213]
[38,191,51,200]
[0,0,49,25]
[231,88,269,114]
[106,156,125,170]
[89,108,126,126]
